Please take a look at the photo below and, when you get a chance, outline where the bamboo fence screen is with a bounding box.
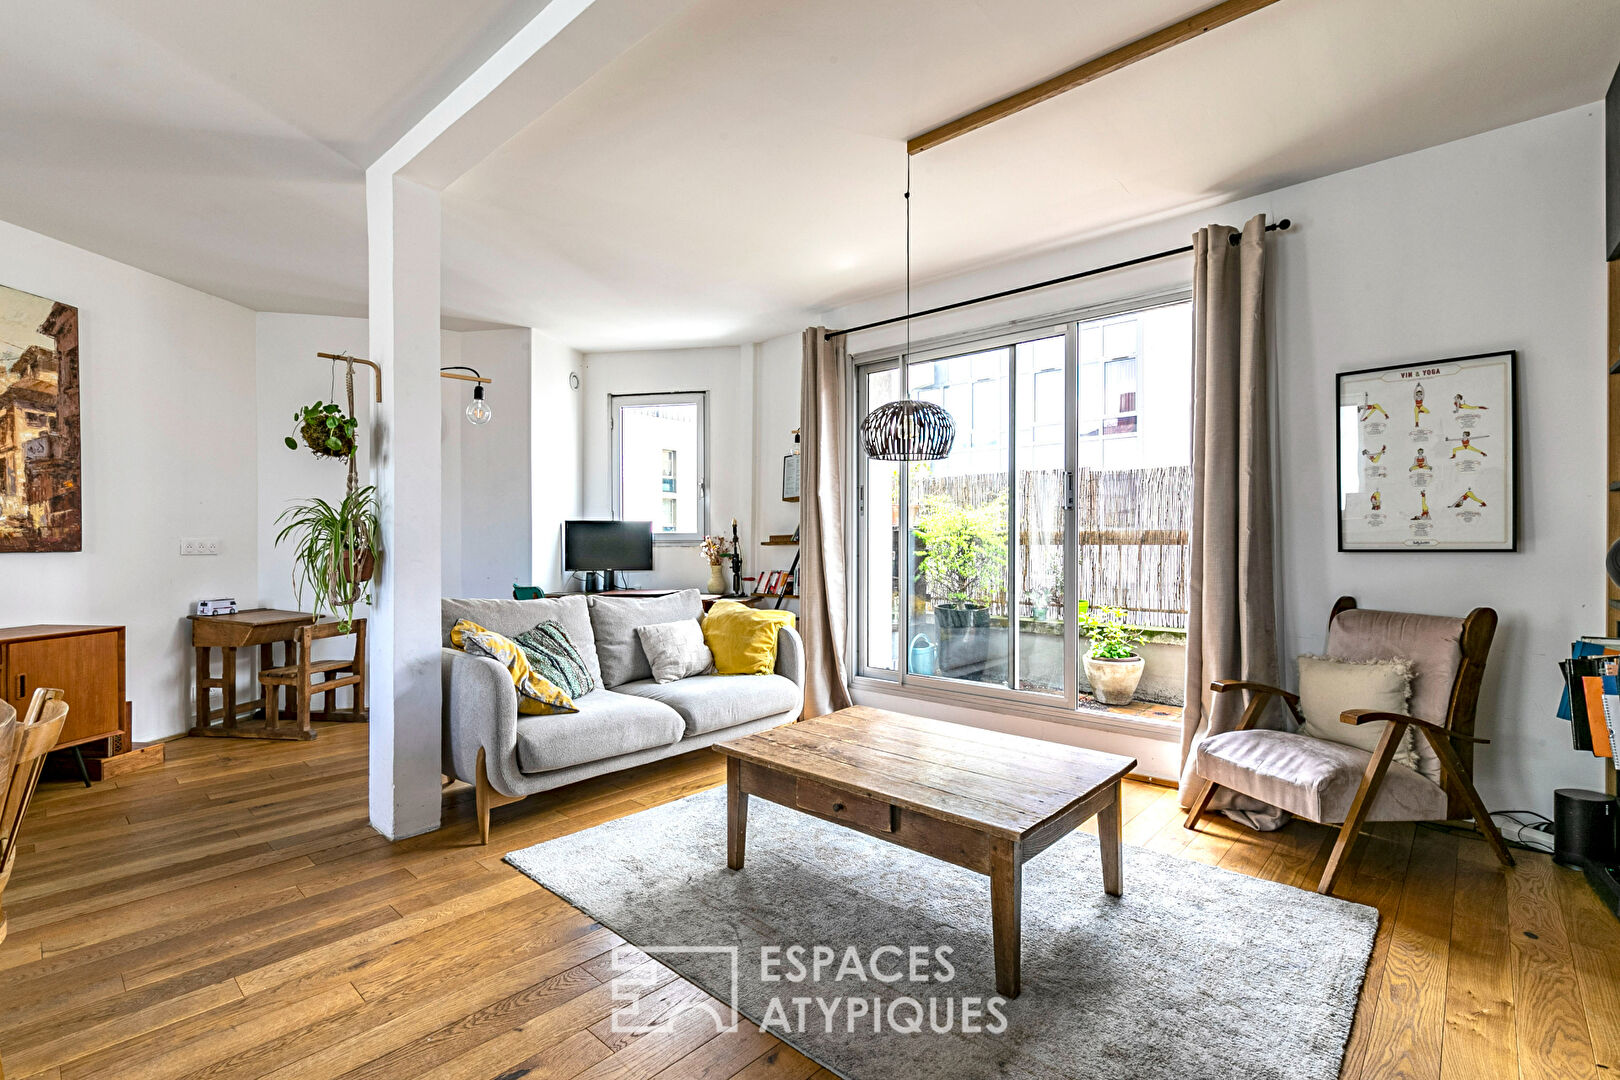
[914,465,1191,628]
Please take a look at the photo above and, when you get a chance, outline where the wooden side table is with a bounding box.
[189,609,315,739]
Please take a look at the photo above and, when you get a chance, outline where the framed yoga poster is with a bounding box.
[1336,351,1517,552]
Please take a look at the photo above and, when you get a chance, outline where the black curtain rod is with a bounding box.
[824,218,1291,341]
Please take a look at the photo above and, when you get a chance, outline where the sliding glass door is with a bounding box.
[858,365,902,673]
[1013,333,1070,697]
[906,345,1013,688]
[854,297,1193,715]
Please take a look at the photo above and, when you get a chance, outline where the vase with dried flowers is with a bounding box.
[700,534,732,594]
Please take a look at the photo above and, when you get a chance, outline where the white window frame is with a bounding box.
[848,290,1191,732]
[609,391,708,544]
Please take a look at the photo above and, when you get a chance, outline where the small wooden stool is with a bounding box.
[257,619,368,739]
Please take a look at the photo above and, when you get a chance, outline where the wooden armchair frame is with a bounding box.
[1183,596,1513,896]
[1,689,69,943]
[0,688,69,1080]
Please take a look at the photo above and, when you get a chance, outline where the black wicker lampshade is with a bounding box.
[860,399,956,461]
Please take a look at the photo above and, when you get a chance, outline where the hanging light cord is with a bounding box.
[904,157,912,361]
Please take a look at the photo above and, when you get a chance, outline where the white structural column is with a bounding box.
[367,171,444,839]
[361,0,694,839]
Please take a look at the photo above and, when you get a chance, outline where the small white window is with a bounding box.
[611,392,707,543]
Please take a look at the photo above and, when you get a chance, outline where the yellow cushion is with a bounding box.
[702,601,795,675]
[451,619,577,715]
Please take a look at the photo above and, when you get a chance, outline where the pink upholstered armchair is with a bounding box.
[1182,596,1513,896]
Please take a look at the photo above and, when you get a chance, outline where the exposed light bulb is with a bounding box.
[465,385,492,425]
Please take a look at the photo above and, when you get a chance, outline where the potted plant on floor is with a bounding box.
[275,485,381,632]
[1079,605,1146,705]
[913,492,1006,674]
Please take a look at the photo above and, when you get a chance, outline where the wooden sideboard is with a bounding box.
[0,624,160,780]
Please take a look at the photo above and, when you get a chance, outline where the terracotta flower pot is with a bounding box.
[1084,654,1145,705]
[325,545,376,607]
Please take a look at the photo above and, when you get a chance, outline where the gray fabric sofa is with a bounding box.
[440,589,803,841]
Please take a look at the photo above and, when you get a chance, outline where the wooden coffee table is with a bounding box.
[714,705,1136,997]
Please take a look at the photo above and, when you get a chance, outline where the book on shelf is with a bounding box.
[1599,658,1620,759]
[1561,652,1618,756]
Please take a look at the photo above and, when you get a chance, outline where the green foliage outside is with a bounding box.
[1078,605,1146,660]
[912,492,1007,606]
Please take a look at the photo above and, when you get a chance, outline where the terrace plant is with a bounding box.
[911,492,1007,609]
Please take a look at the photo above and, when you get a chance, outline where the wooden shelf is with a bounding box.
[783,496,799,503]
[761,539,798,546]
[751,594,798,601]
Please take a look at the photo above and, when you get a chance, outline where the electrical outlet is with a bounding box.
[180,537,221,556]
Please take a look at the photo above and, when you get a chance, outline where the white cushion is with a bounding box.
[588,590,703,687]
[1296,654,1418,770]
[634,619,715,684]
[1196,729,1448,825]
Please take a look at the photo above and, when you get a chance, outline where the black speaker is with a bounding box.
[1554,788,1619,868]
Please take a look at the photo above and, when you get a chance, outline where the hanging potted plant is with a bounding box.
[285,401,359,460]
[275,486,381,632]
[1079,606,1147,705]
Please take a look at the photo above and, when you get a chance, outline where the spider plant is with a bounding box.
[274,485,381,632]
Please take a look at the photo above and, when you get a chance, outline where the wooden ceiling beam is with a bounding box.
[906,0,1286,155]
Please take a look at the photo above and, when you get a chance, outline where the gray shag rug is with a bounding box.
[506,788,1376,1080]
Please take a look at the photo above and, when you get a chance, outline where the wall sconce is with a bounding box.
[440,366,493,425]
[316,353,495,426]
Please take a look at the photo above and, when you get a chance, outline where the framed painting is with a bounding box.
[1336,351,1516,552]
[0,283,80,552]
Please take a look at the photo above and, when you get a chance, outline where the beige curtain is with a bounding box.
[1179,214,1281,809]
[799,327,854,718]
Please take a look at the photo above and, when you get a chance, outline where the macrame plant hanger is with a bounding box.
[342,355,358,497]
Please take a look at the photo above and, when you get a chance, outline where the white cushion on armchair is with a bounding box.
[1195,728,1448,826]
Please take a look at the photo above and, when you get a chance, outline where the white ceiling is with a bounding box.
[3,0,1617,349]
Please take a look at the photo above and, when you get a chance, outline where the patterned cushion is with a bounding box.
[634,619,715,684]
[450,619,577,716]
[703,601,795,675]
[442,596,602,687]
[516,621,597,699]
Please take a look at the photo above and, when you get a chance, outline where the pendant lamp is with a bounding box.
[859,162,954,462]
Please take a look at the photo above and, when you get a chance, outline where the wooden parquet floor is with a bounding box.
[1,722,1616,1080]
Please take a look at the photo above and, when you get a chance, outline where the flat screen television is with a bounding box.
[564,520,654,590]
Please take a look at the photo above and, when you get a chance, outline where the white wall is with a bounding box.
[440,331,464,595]
[258,315,470,604]
[0,217,259,742]
[259,320,570,602]
[815,103,1607,814]
[580,345,754,590]
[455,328,533,597]
[255,314,374,610]
[531,331,585,593]
[752,335,802,605]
